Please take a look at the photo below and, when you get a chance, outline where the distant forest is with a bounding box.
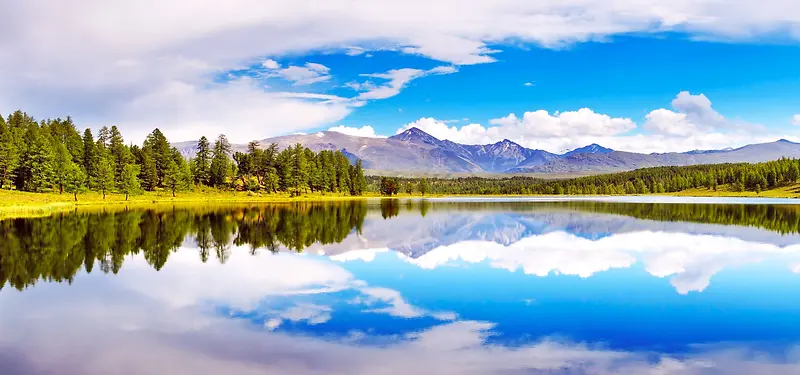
[375,158,800,196]
[2,110,799,199]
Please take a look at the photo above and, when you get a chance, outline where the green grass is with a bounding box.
[665,184,800,198]
[3,182,799,220]
[0,189,387,219]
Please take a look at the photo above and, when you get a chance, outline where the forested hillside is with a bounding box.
[0,110,366,200]
[374,158,800,196]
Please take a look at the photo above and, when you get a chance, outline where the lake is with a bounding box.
[2,198,800,374]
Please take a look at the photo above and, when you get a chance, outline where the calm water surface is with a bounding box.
[2,198,800,374]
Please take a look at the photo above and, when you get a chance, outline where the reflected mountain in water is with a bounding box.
[3,199,800,374]
[4,200,800,291]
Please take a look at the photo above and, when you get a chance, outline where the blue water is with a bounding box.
[2,199,800,374]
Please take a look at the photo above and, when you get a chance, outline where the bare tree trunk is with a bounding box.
[74,192,78,201]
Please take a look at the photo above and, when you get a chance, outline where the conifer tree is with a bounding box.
[210,134,231,187]
[82,129,97,185]
[193,136,212,185]
[94,149,115,199]
[63,162,87,201]
[53,143,73,194]
[119,164,142,201]
[0,115,19,189]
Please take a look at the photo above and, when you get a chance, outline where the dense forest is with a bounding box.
[0,110,366,199]
[374,158,800,196]
[4,200,800,290]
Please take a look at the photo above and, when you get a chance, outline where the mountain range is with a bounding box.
[173,128,800,175]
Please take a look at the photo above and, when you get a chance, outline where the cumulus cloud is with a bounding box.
[643,91,728,136]
[328,125,385,138]
[394,92,797,153]
[262,59,281,69]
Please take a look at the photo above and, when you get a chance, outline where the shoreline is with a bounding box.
[1,187,798,219]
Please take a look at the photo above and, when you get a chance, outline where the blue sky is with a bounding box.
[2,1,800,153]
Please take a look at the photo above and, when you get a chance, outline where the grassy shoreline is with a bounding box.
[1,184,799,219]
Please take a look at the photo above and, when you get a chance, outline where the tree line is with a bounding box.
[0,110,366,200]
[375,158,800,196]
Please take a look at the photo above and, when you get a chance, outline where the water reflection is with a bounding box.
[2,199,800,374]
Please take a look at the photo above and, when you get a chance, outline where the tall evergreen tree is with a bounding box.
[109,125,131,187]
[93,149,115,199]
[143,129,172,187]
[53,143,74,194]
[209,134,231,187]
[81,129,98,185]
[63,162,87,201]
[193,136,212,185]
[0,115,19,189]
[119,164,143,201]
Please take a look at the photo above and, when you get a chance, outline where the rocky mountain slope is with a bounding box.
[173,128,800,175]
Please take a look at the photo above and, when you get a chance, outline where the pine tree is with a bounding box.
[165,158,191,197]
[349,159,366,195]
[82,129,97,185]
[63,162,87,201]
[289,143,307,196]
[141,128,172,187]
[94,150,115,199]
[119,164,142,201]
[210,134,231,187]
[109,125,131,187]
[0,116,19,189]
[193,136,212,185]
[17,125,55,192]
[53,143,73,194]
[788,163,800,184]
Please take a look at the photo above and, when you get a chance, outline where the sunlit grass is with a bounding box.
[2,182,799,220]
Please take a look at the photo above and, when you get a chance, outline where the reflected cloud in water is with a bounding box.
[2,247,800,375]
[3,200,800,374]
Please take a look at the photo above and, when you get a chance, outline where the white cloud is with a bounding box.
[329,248,389,261]
[643,91,728,136]
[277,303,333,325]
[354,66,457,100]
[328,125,385,138]
[119,78,352,143]
[262,59,280,69]
[643,108,700,137]
[489,108,637,138]
[523,82,535,87]
[793,114,800,126]
[395,231,800,295]
[360,287,454,320]
[395,92,798,153]
[268,62,332,86]
[3,1,800,145]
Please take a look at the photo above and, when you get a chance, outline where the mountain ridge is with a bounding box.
[173,127,800,175]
